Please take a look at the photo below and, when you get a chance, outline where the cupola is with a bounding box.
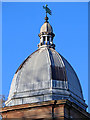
[38,6,55,49]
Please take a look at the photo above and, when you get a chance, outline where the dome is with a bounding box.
[5,47,87,110]
[40,22,53,33]
[5,10,87,110]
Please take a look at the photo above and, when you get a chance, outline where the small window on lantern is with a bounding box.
[47,36,49,41]
[43,36,45,44]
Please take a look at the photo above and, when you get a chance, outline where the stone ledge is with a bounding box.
[0,99,66,112]
[0,99,90,119]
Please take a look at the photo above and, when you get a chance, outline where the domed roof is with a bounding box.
[40,22,53,33]
[5,7,87,110]
[5,47,87,110]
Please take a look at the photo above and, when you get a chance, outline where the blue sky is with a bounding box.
[2,2,88,109]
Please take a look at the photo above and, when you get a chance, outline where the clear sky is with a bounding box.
[2,2,88,109]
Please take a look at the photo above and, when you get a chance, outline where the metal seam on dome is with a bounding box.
[48,48,55,80]
[46,48,51,82]
[48,48,64,81]
[47,48,53,88]
[53,51,68,89]
[54,50,65,67]
[47,23,48,31]
[50,48,67,81]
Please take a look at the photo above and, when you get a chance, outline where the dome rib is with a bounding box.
[48,48,67,81]
[40,22,53,33]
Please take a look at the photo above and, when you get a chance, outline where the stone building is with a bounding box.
[0,5,90,119]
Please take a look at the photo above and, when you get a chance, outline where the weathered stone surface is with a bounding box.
[1,100,90,119]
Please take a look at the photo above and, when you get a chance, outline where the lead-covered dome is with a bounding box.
[5,13,87,111]
[40,22,53,33]
[5,47,87,110]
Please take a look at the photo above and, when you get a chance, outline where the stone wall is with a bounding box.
[0,100,90,119]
